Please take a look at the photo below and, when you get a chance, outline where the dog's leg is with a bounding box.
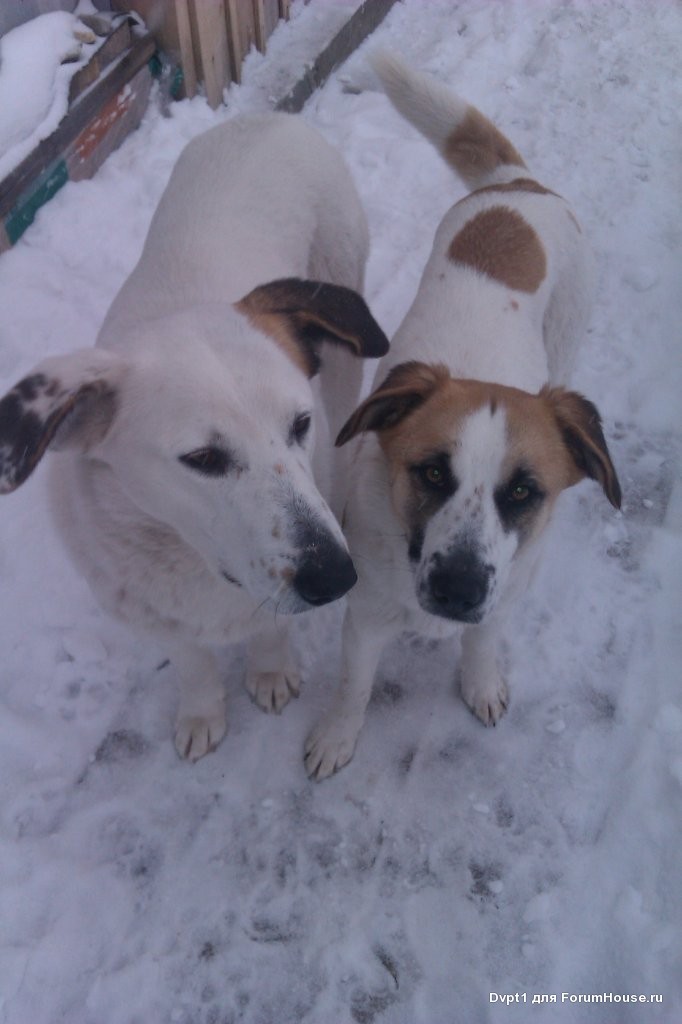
[245,623,300,714]
[172,645,227,761]
[459,621,509,726]
[304,609,394,780]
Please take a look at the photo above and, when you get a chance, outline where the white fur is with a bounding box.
[4,114,376,761]
[305,57,596,780]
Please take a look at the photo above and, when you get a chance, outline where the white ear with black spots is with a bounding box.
[0,348,125,493]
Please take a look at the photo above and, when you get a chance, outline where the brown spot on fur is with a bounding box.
[444,108,526,188]
[468,177,556,200]
[280,567,295,583]
[273,463,284,475]
[510,299,519,311]
[448,206,547,293]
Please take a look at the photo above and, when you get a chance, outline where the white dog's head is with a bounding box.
[338,361,621,623]
[0,279,389,613]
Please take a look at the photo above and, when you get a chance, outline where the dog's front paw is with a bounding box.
[460,672,509,727]
[174,711,226,762]
[304,713,363,781]
[246,670,300,714]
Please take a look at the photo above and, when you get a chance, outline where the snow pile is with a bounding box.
[0,10,98,181]
[0,1,680,1022]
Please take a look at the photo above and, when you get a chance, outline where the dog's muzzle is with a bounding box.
[420,549,492,623]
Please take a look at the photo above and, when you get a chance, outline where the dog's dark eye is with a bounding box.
[424,464,445,487]
[179,447,231,476]
[509,483,530,502]
[290,412,311,446]
[495,473,544,525]
[411,455,457,498]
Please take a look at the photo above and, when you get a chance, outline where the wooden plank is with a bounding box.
[278,0,290,21]
[252,0,267,54]
[262,0,280,40]
[276,0,398,113]
[174,0,197,98]
[191,0,230,108]
[69,65,152,177]
[113,1,180,56]
[225,0,242,84]
[232,0,258,71]
[2,63,152,251]
[68,18,132,105]
[0,33,155,219]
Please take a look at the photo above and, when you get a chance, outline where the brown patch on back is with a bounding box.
[448,206,547,293]
[468,177,557,200]
[444,107,526,188]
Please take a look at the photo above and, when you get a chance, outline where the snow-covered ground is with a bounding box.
[0,1,680,1021]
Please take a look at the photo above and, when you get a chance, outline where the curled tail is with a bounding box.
[370,50,527,191]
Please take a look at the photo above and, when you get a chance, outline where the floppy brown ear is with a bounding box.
[336,361,449,446]
[0,349,124,494]
[236,278,389,376]
[542,387,622,509]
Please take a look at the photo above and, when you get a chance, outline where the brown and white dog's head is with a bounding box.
[0,279,388,614]
[337,361,621,623]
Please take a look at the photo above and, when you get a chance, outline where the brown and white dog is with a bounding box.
[0,114,389,761]
[304,53,621,780]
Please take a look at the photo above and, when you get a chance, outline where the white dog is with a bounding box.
[0,113,389,761]
[304,54,621,780]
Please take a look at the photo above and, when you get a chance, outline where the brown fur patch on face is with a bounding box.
[448,206,547,293]
[444,107,526,188]
[378,379,578,547]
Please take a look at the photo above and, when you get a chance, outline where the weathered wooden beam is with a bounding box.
[191,0,231,108]
[174,0,197,98]
[252,0,267,54]
[0,32,154,248]
[276,0,398,113]
[225,0,242,84]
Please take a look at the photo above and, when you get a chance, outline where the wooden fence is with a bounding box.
[114,0,291,108]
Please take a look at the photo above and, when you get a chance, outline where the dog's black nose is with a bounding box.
[293,539,357,607]
[426,550,491,622]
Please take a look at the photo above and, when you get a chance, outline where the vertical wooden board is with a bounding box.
[113,0,179,54]
[224,0,242,83]
[252,0,267,53]
[278,0,290,21]
[190,0,230,108]
[262,0,280,40]
[174,0,197,98]
[233,0,258,69]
